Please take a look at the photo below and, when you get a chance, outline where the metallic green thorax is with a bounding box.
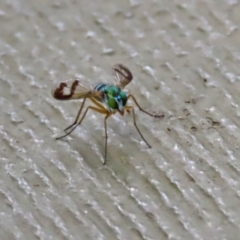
[94,84,127,111]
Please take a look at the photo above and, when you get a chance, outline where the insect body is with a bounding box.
[52,64,162,164]
[94,84,127,113]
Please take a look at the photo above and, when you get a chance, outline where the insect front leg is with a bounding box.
[103,113,111,165]
[128,94,164,118]
[125,106,151,148]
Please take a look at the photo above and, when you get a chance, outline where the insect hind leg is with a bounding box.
[56,105,108,140]
[63,97,87,133]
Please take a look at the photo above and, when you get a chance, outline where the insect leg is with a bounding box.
[103,113,111,165]
[89,97,112,164]
[125,106,151,148]
[56,105,108,140]
[64,97,87,133]
[128,94,163,118]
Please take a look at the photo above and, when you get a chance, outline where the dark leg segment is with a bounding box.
[126,106,151,148]
[56,105,108,140]
[64,97,87,133]
[103,113,111,165]
[128,94,163,118]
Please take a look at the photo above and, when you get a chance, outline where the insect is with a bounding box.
[52,64,162,164]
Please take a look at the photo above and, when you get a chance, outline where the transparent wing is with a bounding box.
[51,79,101,100]
[112,64,133,89]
